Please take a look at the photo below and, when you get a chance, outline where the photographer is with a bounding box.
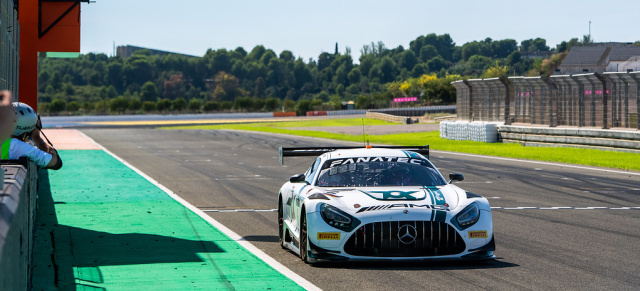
[0,96,62,170]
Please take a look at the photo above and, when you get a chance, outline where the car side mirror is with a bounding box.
[290,174,306,183]
[449,173,464,183]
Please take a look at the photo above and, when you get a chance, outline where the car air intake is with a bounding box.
[344,221,466,257]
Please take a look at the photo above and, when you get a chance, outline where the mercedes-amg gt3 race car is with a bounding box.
[277,145,495,263]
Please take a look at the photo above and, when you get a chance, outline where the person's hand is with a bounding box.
[0,90,11,105]
[0,90,15,141]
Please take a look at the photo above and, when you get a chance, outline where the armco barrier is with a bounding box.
[499,125,640,152]
[306,111,327,116]
[0,160,37,291]
[273,112,296,117]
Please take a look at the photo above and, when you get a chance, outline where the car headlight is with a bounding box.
[453,203,480,230]
[319,203,360,232]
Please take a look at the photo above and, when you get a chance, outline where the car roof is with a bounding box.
[324,148,425,160]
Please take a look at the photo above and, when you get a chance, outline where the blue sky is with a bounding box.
[80,0,639,61]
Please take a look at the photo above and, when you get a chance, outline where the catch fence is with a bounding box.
[452,72,640,130]
[0,0,19,94]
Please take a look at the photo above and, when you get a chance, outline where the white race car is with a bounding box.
[277,146,495,263]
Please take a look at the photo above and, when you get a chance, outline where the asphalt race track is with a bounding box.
[83,128,640,290]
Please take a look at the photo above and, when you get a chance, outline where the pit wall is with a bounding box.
[0,160,37,291]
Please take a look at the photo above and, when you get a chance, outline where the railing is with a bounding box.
[452,72,640,130]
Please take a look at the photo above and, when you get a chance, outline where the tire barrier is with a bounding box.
[440,121,501,143]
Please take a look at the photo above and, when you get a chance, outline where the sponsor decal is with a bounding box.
[317,232,341,240]
[361,190,426,200]
[329,157,427,167]
[468,231,488,239]
[356,203,449,213]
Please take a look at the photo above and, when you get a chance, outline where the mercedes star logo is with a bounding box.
[398,224,417,244]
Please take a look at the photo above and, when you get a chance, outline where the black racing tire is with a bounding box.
[278,196,286,249]
[300,212,310,263]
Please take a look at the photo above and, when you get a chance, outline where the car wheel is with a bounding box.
[300,213,310,263]
[278,197,286,249]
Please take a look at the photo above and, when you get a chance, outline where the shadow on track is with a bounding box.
[311,258,518,270]
[248,235,519,271]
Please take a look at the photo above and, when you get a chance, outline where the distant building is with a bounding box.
[116,45,199,59]
[556,43,640,75]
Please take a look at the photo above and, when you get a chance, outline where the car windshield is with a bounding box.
[316,159,446,187]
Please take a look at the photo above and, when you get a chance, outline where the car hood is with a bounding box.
[315,185,462,213]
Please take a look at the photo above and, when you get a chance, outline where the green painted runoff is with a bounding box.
[31,150,304,290]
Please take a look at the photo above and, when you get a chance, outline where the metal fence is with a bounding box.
[452,72,640,130]
[0,0,19,94]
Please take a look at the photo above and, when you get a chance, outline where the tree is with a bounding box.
[461,41,492,61]
[296,99,312,115]
[356,95,371,109]
[220,101,233,111]
[397,50,417,71]
[50,99,67,114]
[419,45,438,62]
[156,98,172,112]
[141,81,159,101]
[581,34,593,45]
[427,56,447,72]
[203,101,219,112]
[142,101,156,112]
[110,96,130,114]
[234,96,254,111]
[67,101,80,113]
[124,55,154,86]
[283,99,295,111]
[163,74,185,99]
[482,62,509,78]
[520,38,549,52]
[172,98,187,112]
[129,99,142,111]
[348,68,362,84]
[264,97,280,111]
[211,71,242,101]
[491,39,518,58]
[252,98,265,111]
[188,99,202,112]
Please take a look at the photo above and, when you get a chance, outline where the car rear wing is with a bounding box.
[279,145,429,164]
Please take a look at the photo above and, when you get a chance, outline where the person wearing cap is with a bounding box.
[0,94,62,170]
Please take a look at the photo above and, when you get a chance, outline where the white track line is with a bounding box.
[431,150,640,176]
[77,130,321,291]
[491,206,639,210]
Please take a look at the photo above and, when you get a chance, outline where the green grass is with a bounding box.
[236,118,398,128]
[162,118,640,172]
